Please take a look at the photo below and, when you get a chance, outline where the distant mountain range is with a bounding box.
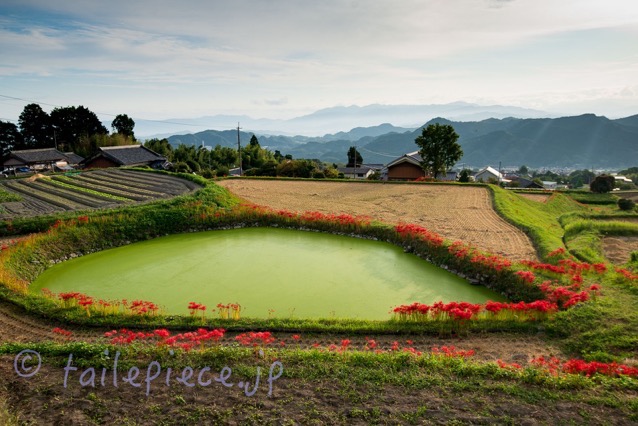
[167,113,638,169]
[136,102,550,138]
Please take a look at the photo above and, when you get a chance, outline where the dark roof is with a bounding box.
[64,152,84,164]
[338,166,374,174]
[386,151,422,168]
[9,148,68,163]
[86,145,166,166]
[516,177,544,189]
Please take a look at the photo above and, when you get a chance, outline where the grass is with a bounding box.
[0,187,21,203]
[489,186,588,257]
[1,175,638,422]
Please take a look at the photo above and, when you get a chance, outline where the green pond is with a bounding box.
[31,227,506,320]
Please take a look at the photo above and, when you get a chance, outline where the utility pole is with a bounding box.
[237,122,242,176]
[353,143,357,179]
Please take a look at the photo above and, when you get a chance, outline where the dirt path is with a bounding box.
[218,180,537,261]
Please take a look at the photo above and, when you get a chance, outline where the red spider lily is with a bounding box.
[52,327,73,337]
[515,270,536,284]
[235,331,276,347]
[496,360,522,370]
[395,223,444,247]
[340,339,351,351]
[616,268,638,281]
[547,247,566,257]
[431,346,475,359]
[532,356,638,378]
[129,300,159,316]
[402,347,423,356]
[365,338,377,350]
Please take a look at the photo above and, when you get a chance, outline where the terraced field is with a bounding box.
[0,169,201,219]
[218,179,537,260]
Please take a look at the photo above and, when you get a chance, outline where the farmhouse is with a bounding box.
[3,148,83,171]
[385,151,426,181]
[507,176,544,189]
[338,164,382,179]
[81,145,168,169]
[474,166,510,184]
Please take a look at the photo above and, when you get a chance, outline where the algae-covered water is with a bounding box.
[31,227,506,320]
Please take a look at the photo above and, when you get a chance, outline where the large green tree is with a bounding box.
[414,123,463,179]
[18,103,53,149]
[0,121,23,159]
[111,114,135,140]
[590,175,615,194]
[50,106,108,152]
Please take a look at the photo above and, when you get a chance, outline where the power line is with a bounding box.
[358,146,402,158]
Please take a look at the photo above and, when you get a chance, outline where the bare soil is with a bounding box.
[218,180,537,261]
[603,236,638,264]
[516,192,551,203]
[0,169,200,220]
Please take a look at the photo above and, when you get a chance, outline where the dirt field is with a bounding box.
[603,236,638,264]
[218,180,537,261]
[516,192,551,203]
[0,169,200,220]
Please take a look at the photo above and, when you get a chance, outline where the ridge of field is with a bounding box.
[218,179,537,261]
[0,169,201,219]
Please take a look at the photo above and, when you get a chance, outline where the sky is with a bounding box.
[1,0,637,128]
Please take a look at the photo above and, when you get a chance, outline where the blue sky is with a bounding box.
[1,0,637,125]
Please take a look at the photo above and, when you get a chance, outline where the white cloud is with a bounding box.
[0,0,636,120]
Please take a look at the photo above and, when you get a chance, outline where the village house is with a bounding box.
[81,145,168,169]
[385,151,426,181]
[3,148,83,172]
[337,164,383,179]
[474,166,510,184]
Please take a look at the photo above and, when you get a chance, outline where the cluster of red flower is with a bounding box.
[104,327,225,351]
[395,223,445,247]
[235,331,276,347]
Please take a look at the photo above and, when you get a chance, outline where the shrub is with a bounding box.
[618,198,636,211]
[590,175,615,193]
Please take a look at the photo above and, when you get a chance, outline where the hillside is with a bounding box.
[167,113,638,168]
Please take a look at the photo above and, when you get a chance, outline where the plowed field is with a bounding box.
[0,169,200,219]
[218,180,537,261]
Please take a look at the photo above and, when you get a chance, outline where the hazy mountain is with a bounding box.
[357,114,638,168]
[166,113,638,169]
[137,102,550,138]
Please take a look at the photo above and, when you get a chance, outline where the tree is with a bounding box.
[414,123,463,179]
[19,103,53,149]
[618,198,636,211]
[111,114,135,140]
[346,146,363,167]
[50,106,108,152]
[590,175,615,193]
[517,165,529,176]
[568,169,595,188]
[458,169,470,183]
[144,138,173,160]
[0,121,23,158]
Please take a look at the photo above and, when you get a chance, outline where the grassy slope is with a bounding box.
[488,187,638,361]
[489,187,588,257]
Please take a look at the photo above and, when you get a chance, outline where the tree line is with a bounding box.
[0,103,136,159]
[144,135,342,178]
